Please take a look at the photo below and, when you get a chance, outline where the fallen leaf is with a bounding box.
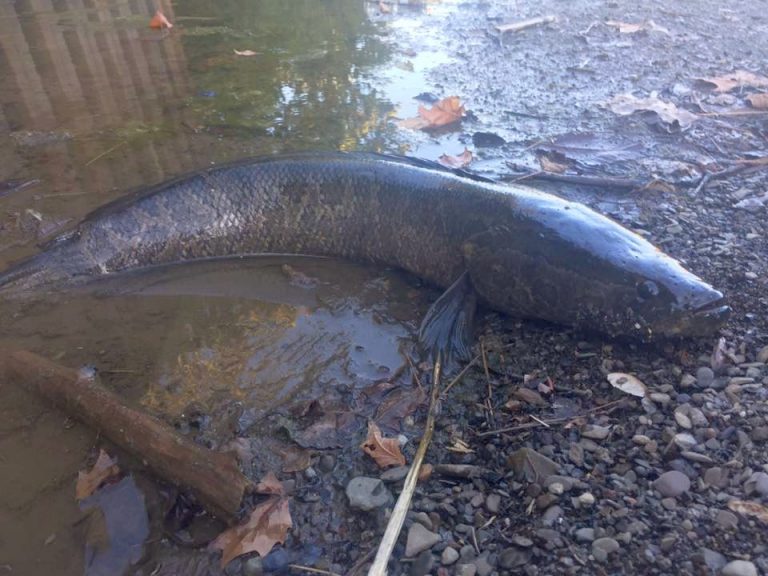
[76,450,120,500]
[438,148,473,169]
[696,70,768,93]
[379,1,392,14]
[537,153,569,174]
[361,421,406,468]
[747,93,768,109]
[234,49,259,57]
[728,500,768,523]
[398,96,464,130]
[418,464,433,481]
[508,447,559,482]
[511,387,547,406]
[607,372,647,397]
[281,446,312,473]
[606,20,669,34]
[605,94,698,129]
[211,473,292,567]
[149,9,173,30]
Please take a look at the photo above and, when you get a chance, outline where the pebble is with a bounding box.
[262,549,289,573]
[674,433,697,450]
[581,425,611,440]
[346,477,392,511]
[574,527,595,542]
[681,451,714,464]
[715,510,738,529]
[696,366,715,387]
[499,547,530,569]
[701,548,727,572]
[674,408,693,429]
[405,523,440,557]
[409,551,434,576]
[243,557,264,576]
[577,492,596,507]
[722,560,758,576]
[485,493,501,513]
[541,505,563,526]
[704,467,729,488]
[653,470,691,497]
[745,472,768,496]
[456,565,477,576]
[442,547,460,566]
[380,466,409,483]
[511,535,533,547]
[592,537,620,562]
[472,553,494,576]
[757,345,768,364]
[751,426,768,442]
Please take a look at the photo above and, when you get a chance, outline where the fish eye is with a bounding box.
[637,280,660,300]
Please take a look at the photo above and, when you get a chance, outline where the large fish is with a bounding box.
[0,152,729,355]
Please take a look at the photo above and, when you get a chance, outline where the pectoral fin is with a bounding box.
[418,272,476,361]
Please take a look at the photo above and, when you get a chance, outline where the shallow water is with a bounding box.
[0,0,458,572]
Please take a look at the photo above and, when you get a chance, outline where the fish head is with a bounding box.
[463,202,729,340]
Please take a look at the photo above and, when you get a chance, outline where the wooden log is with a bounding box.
[0,349,252,523]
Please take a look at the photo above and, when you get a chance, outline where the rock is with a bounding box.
[541,505,563,526]
[405,523,440,557]
[745,471,768,496]
[700,548,727,572]
[581,424,611,440]
[456,564,477,576]
[508,447,559,482]
[412,512,433,530]
[380,466,409,483]
[511,535,533,547]
[577,492,596,507]
[715,509,738,529]
[674,432,697,450]
[499,547,530,569]
[409,551,434,576]
[346,477,393,511]
[757,345,768,364]
[592,537,620,562]
[696,367,715,387]
[243,557,264,576]
[318,454,335,473]
[472,553,494,576]
[263,549,289,573]
[485,493,501,514]
[704,467,729,488]
[751,426,768,442]
[441,547,460,566]
[574,527,595,542]
[722,560,758,576]
[653,471,691,497]
[674,407,693,429]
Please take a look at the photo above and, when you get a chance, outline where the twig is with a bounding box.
[290,565,342,576]
[367,354,443,576]
[504,166,646,190]
[85,140,127,167]
[470,526,481,555]
[480,340,495,427]
[496,15,556,34]
[441,354,479,397]
[405,354,425,394]
[530,414,550,428]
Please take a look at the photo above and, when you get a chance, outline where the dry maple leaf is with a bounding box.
[696,70,768,93]
[361,421,406,468]
[149,9,173,30]
[212,495,292,566]
[398,96,465,130]
[76,449,120,500]
[439,148,473,169]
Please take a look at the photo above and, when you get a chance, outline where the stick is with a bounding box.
[367,353,443,576]
[0,349,251,523]
[496,15,556,33]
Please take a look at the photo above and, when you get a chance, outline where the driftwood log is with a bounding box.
[0,349,252,523]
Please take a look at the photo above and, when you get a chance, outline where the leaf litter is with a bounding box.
[76,449,120,500]
[361,421,406,468]
[211,471,292,567]
[605,93,698,129]
[398,96,465,130]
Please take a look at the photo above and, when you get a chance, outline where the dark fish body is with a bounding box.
[0,152,728,339]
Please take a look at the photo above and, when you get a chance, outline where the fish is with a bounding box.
[0,152,729,356]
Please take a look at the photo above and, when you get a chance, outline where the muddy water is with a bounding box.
[0,0,460,573]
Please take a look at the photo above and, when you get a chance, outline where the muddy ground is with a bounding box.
[2,0,768,575]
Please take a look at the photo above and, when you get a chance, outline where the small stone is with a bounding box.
[680,374,697,388]
[405,523,440,557]
[715,510,738,529]
[263,549,289,573]
[751,426,768,442]
[499,547,530,569]
[703,467,729,488]
[318,454,335,473]
[674,432,697,450]
[485,493,501,514]
[722,560,758,576]
[674,408,693,429]
[456,564,477,576]
[661,497,677,510]
[581,425,611,440]
[696,367,715,387]
[412,512,433,530]
[577,492,595,507]
[574,527,595,543]
[756,345,768,363]
[744,471,768,496]
[548,482,564,495]
[511,535,533,547]
[409,551,434,576]
[653,471,691,497]
[472,553,494,576]
[243,557,264,576]
[441,547,460,566]
[380,466,409,483]
[346,477,392,511]
[680,450,714,464]
[541,505,563,526]
[592,537,620,562]
[701,548,727,572]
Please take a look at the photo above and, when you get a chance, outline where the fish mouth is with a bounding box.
[692,299,731,322]
[670,297,731,336]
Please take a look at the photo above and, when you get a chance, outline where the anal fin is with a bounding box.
[418,272,476,361]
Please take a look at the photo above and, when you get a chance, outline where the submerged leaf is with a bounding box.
[747,93,768,109]
[438,148,473,169]
[607,372,647,397]
[606,94,698,129]
[76,450,120,500]
[398,96,465,130]
[361,421,406,468]
[696,70,768,93]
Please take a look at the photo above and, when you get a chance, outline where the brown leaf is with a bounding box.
[76,449,120,500]
[438,148,473,169]
[508,447,559,482]
[211,494,292,567]
[747,93,768,109]
[605,94,698,129]
[149,9,173,30]
[696,70,768,93]
[512,387,547,406]
[281,446,312,473]
[728,500,768,523]
[255,471,284,496]
[398,96,465,130]
[418,464,433,481]
[361,421,406,468]
[538,154,568,174]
